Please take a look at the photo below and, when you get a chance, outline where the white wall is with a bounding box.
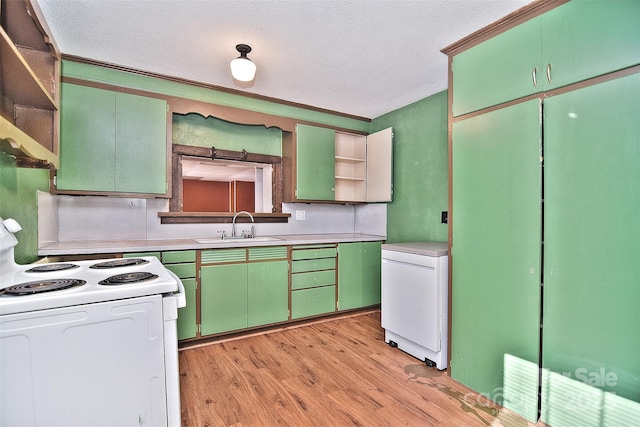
[38,193,386,244]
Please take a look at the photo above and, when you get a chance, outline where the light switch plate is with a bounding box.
[295,210,306,221]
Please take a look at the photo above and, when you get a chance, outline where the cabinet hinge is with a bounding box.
[197,324,201,333]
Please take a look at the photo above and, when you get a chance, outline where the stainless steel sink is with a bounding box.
[193,236,282,244]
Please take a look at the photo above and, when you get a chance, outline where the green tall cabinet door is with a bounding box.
[247,260,289,327]
[296,124,335,200]
[541,73,640,425]
[451,99,542,422]
[201,263,248,335]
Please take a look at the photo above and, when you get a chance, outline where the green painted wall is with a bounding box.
[173,114,282,156]
[62,60,370,132]
[0,152,50,264]
[370,90,449,243]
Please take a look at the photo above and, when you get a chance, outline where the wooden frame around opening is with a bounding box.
[158,143,290,224]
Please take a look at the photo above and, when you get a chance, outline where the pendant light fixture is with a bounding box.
[230,44,256,82]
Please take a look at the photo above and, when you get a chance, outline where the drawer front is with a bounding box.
[291,269,336,290]
[291,286,336,319]
[291,258,335,273]
[163,250,196,264]
[201,248,247,264]
[164,263,196,279]
[248,246,288,261]
[292,246,337,260]
[124,252,161,260]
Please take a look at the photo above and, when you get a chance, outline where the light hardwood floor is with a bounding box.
[179,311,543,426]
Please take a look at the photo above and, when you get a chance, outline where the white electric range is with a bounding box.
[0,217,185,427]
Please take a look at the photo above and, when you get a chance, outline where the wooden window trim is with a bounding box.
[161,143,290,224]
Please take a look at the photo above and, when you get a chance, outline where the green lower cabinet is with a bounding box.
[338,241,382,310]
[291,286,336,319]
[247,260,289,327]
[177,278,197,340]
[201,263,248,335]
[162,250,197,341]
[290,244,337,319]
[200,246,289,336]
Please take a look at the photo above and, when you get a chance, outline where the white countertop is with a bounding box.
[381,241,448,257]
[38,233,387,256]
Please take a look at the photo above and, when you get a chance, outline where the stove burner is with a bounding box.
[90,258,149,269]
[99,272,158,285]
[26,263,79,273]
[2,279,86,295]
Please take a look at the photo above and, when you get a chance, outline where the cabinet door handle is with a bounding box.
[532,67,538,87]
[546,63,552,84]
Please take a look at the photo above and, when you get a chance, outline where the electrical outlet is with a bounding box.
[295,210,306,221]
[441,211,448,224]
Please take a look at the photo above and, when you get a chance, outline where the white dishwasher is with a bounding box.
[381,242,448,370]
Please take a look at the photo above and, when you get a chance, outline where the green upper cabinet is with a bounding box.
[57,82,167,194]
[293,124,393,202]
[295,123,336,200]
[452,16,542,117]
[541,0,640,92]
[452,0,640,117]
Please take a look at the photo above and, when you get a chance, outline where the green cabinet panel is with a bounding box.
[247,260,289,327]
[451,99,542,422]
[58,83,116,191]
[123,252,161,260]
[542,74,640,418]
[541,0,640,92]
[57,83,167,194]
[178,278,197,340]
[453,1,640,117]
[337,242,362,310]
[361,242,382,307]
[114,92,167,194]
[161,250,197,340]
[162,250,196,264]
[338,242,382,310]
[164,263,195,279]
[291,258,335,273]
[296,124,335,200]
[200,246,290,336]
[291,246,336,260]
[291,286,336,319]
[201,248,246,263]
[201,263,248,335]
[453,16,542,116]
[291,270,336,290]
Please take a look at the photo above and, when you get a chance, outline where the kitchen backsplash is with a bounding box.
[37,192,386,245]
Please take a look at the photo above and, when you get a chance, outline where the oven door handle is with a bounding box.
[166,270,187,309]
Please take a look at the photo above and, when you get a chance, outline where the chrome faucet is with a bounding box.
[231,211,255,238]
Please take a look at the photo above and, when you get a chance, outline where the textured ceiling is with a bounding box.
[37,0,531,119]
